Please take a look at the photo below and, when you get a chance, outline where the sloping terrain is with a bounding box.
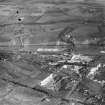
[0,0,105,105]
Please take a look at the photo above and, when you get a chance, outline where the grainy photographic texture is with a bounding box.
[0,0,105,105]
